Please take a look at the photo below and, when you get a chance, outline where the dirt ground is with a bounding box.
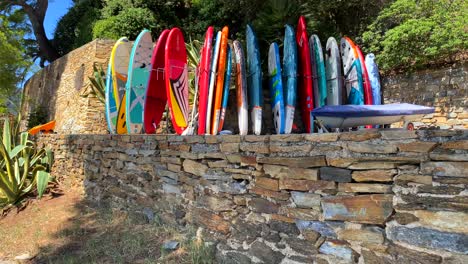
[0,190,213,264]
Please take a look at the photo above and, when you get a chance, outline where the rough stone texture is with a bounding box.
[382,61,467,129]
[34,130,468,263]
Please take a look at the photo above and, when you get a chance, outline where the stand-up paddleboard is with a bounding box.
[212,26,229,135]
[105,57,117,133]
[126,29,153,134]
[310,34,327,108]
[206,31,222,134]
[233,40,248,136]
[325,37,343,106]
[246,24,263,135]
[268,42,285,134]
[112,38,131,105]
[365,53,381,105]
[116,93,127,134]
[283,25,297,134]
[296,16,314,133]
[218,44,232,132]
[341,37,364,105]
[197,26,214,135]
[355,45,373,105]
[144,29,170,134]
[165,27,189,135]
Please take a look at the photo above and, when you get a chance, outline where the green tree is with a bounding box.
[363,0,467,71]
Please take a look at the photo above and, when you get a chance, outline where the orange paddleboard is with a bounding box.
[29,120,56,135]
[211,26,229,135]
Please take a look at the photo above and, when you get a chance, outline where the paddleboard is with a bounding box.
[212,26,229,135]
[126,29,153,134]
[116,93,127,134]
[325,37,343,105]
[296,16,314,133]
[355,45,373,105]
[105,54,117,133]
[144,29,169,134]
[283,25,297,134]
[340,37,364,105]
[268,42,285,134]
[310,34,327,108]
[165,27,189,135]
[246,24,263,135]
[112,37,131,105]
[206,31,222,134]
[197,26,214,135]
[233,40,248,136]
[218,44,232,132]
[365,53,381,105]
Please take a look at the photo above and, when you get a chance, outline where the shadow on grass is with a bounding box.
[32,199,215,264]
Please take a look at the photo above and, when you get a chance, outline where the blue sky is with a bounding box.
[44,0,74,38]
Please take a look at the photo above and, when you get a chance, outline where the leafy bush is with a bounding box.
[362,0,468,71]
[0,118,53,208]
[27,105,48,129]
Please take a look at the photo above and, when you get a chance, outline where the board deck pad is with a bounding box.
[310,35,327,108]
[246,24,263,135]
[218,44,232,132]
[365,53,381,105]
[233,40,248,136]
[206,31,222,134]
[197,26,214,135]
[165,27,189,135]
[341,37,364,105]
[325,37,343,106]
[296,16,314,133]
[212,26,229,135]
[126,30,153,134]
[283,25,297,134]
[268,42,285,134]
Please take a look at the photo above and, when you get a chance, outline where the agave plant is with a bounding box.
[83,62,106,103]
[186,39,202,104]
[0,118,53,208]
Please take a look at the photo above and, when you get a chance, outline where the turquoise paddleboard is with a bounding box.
[268,42,285,134]
[105,57,116,133]
[126,29,153,134]
[310,35,327,107]
[219,45,232,131]
[283,25,297,134]
[246,24,263,135]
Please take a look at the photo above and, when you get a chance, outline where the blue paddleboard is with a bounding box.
[268,42,285,134]
[246,24,263,135]
[310,35,327,107]
[283,25,297,134]
[365,53,381,105]
[218,45,232,131]
[104,59,116,133]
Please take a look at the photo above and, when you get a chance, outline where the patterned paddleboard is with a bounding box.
[205,31,222,134]
[126,30,153,134]
[340,37,364,105]
[355,45,373,105]
[144,29,169,134]
[283,25,297,134]
[165,27,189,135]
[296,16,314,133]
[212,26,229,135]
[325,37,343,105]
[365,53,381,105]
[233,40,248,136]
[268,42,285,134]
[310,34,327,107]
[218,44,233,132]
[112,37,131,105]
[246,24,263,135]
[105,56,116,133]
[116,93,127,134]
[197,26,214,135]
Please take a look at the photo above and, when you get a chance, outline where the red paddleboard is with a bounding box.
[296,16,315,133]
[197,26,214,135]
[355,45,373,105]
[144,29,170,134]
[165,28,189,135]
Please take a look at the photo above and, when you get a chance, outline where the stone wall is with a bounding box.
[382,62,467,129]
[21,39,114,134]
[36,130,468,264]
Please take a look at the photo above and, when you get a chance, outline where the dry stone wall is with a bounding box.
[382,61,467,129]
[36,130,468,264]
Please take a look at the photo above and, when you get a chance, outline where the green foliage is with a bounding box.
[83,63,106,103]
[53,0,104,56]
[0,118,53,208]
[27,106,48,129]
[362,0,468,71]
[186,39,202,100]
